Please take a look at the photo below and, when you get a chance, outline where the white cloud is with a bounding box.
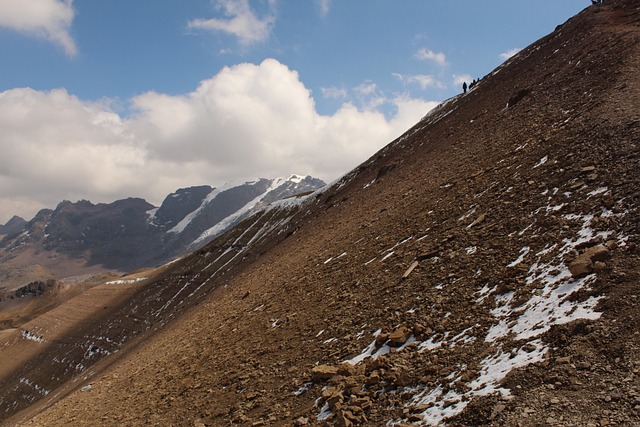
[499,48,522,61]
[415,48,447,66]
[352,81,386,111]
[316,0,331,17]
[393,73,443,90]
[453,74,472,86]
[0,0,77,56]
[354,82,377,96]
[321,86,347,99]
[188,0,276,46]
[0,59,437,223]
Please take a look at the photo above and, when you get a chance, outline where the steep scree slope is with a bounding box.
[8,1,640,426]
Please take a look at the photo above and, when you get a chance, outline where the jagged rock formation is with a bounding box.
[0,175,325,285]
[0,216,26,237]
[1,1,639,426]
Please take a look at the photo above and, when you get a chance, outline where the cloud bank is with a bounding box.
[0,59,437,223]
[0,0,77,56]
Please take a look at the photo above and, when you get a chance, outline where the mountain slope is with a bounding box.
[0,217,26,237]
[0,175,324,289]
[5,1,640,426]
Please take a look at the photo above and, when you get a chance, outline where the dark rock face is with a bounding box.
[174,179,274,240]
[40,198,158,270]
[0,176,325,272]
[0,216,27,236]
[1,280,55,301]
[150,185,214,230]
[158,177,328,254]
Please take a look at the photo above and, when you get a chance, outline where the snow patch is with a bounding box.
[106,277,147,285]
[21,330,45,343]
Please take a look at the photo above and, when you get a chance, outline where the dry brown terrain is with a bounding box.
[1,1,639,426]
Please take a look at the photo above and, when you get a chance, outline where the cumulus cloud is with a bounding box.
[188,0,276,46]
[0,59,437,223]
[393,73,443,90]
[0,88,145,220]
[0,0,77,56]
[415,48,447,66]
[499,48,522,61]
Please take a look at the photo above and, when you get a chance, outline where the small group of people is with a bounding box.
[462,78,480,94]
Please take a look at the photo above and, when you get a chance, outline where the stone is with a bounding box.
[602,193,614,209]
[335,410,354,427]
[388,327,411,347]
[605,240,618,250]
[594,261,607,272]
[337,363,358,377]
[576,361,592,370]
[295,417,309,426]
[408,414,423,422]
[569,245,610,278]
[402,260,420,279]
[468,213,486,228]
[489,404,506,420]
[584,244,610,262]
[375,333,389,347]
[350,396,372,411]
[326,391,345,410]
[322,386,339,399]
[366,372,381,385]
[569,257,594,278]
[312,365,339,381]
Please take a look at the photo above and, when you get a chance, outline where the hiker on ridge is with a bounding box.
[462,82,468,93]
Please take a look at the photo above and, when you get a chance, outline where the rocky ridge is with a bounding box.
[0,175,324,288]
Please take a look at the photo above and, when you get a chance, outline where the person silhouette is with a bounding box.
[462,82,468,93]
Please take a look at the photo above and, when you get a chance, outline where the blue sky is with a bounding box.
[0,0,587,223]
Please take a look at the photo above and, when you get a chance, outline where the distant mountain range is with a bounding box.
[0,175,324,278]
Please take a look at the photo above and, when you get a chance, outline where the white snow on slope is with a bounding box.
[167,186,224,234]
[316,198,626,426]
[171,175,313,246]
[190,177,289,246]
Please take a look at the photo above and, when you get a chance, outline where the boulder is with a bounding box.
[311,365,339,381]
[569,244,610,278]
[569,257,594,277]
[388,327,411,347]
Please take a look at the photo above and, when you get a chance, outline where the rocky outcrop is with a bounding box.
[0,176,325,273]
[0,215,26,236]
